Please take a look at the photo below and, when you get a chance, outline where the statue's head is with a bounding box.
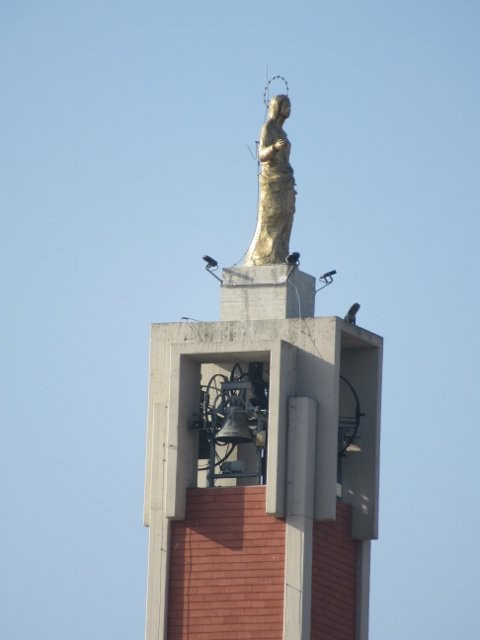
[268,94,291,120]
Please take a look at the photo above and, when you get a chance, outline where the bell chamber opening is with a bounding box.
[192,359,270,488]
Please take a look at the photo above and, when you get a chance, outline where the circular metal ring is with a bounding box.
[263,75,289,107]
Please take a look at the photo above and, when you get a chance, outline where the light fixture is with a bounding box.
[315,269,336,293]
[344,302,360,325]
[202,254,223,283]
[345,440,362,453]
[285,251,300,265]
[202,255,218,268]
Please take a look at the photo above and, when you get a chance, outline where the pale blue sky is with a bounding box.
[1,2,479,639]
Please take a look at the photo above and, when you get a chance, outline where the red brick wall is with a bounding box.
[167,486,285,640]
[311,501,358,640]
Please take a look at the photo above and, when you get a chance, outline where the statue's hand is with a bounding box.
[273,139,287,152]
[259,138,287,162]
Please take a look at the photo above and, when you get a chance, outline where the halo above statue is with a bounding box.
[263,75,289,107]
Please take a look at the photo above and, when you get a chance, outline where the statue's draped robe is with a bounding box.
[245,119,295,265]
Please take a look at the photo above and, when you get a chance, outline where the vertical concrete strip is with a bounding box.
[312,317,341,521]
[145,511,170,640]
[165,352,200,520]
[266,340,297,517]
[145,403,170,640]
[283,396,316,640]
[356,540,371,640]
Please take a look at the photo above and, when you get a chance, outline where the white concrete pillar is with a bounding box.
[356,540,371,640]
[283,396,317,640]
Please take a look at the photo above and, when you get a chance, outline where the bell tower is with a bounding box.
[143,90,382,640]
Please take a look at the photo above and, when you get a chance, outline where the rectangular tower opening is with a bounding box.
[193,357,271,488]
[337,330,382,539]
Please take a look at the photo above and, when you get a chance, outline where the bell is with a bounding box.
[216,406,253,444]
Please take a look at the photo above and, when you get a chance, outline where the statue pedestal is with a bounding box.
[220,265,315,321]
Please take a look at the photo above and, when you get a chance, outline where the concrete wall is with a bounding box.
[144,318,347,526]
[144,317,381,527]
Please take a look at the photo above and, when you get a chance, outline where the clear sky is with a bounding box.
[1,2,479,639]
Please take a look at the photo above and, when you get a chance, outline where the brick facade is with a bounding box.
[167,486,285,640]
[311,502,358,640]
[167,490,358,640]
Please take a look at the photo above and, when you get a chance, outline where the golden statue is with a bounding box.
[244,94,296,266]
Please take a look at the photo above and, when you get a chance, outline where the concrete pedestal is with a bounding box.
[221,265,316,321]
